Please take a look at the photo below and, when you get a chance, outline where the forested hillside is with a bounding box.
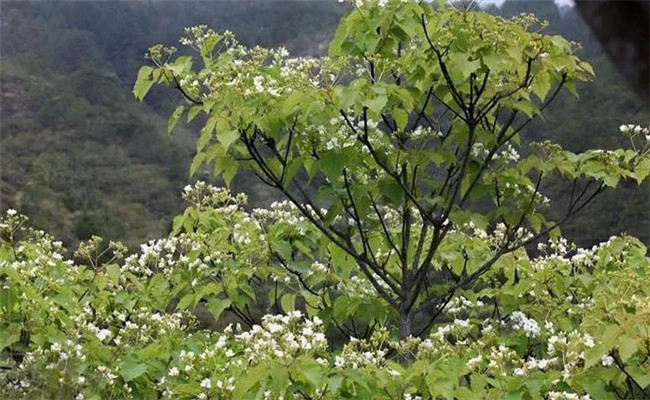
[0,1,346,247]
[0,0,647,248]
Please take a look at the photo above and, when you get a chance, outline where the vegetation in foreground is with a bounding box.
[1,0,648,248]
[1,184,650,399]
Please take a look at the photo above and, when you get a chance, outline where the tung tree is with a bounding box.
[136,0,650,338]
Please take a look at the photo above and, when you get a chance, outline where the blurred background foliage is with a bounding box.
[0,0,647,249]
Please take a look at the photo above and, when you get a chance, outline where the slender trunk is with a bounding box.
[399,309,412,339]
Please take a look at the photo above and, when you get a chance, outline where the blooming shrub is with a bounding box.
[2,185,650,398]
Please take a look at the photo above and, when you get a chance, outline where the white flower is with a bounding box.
[200,378,211,388]
[601,354,614,367]
[77,376,86,384]
[467,355,482,369]
[168,367,179,377]
[95,329,112,342]
[510,311,540,337]
[253,76,265,93]
[6,209,17,216]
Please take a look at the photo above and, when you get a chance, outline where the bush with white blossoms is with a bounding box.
[3,0,650,398]
[3,185,650,398]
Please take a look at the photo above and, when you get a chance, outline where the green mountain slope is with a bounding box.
[1,61,191,248]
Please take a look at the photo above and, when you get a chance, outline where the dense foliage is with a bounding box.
[2,184,650,399]
[2,0,650,399]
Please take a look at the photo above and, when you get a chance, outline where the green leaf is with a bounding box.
[218,129,239,149]
[629,367,650,389]
[300,363,323,386]
[531,71,551,100]
[449,53,481,80]
[618,335,639,361]
[282,92,305,117]
[206,297,231,321]
[190,152,206,177]
[393,108,409,130]
[133,66,154,101]
[271,240,293,261]
[105,264,121,283]
[232,364,268,399]
[281,293,296,312]
[197,126,213,152]
[167,56,192,75]
[187,105,203,123]
[177,293,195,310]
[172,215,185,234]
[119,359,147,382]
[168,105,185,134]
[365,95,387,115]
[0,325,20,351]
[379,179,403,204]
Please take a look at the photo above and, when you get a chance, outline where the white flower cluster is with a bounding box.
[546,391,591,400]
[547,331,595,380]
[253,200,307,226]
[471,142,490,159]
[74,307,191,348]
[191,32,327,102]
[337,273,393,300]
[490,222,533,247]
[446,295,484,315]
[410,126,443,141]
[466,354,483,370]
[334,329,390,369]
[309,261,329,276]
[620,124,650,141]
[121,234,205,277]
[159,313,327,398]
[570,236,616,267]
[502,181,551,208]
[509,311,540,337]
[471,141,520,163]
[9,339,90,397]
[601,354,615,367]
[464,221,489,240]
[514,356,558,376]
[179,25,224,48]
[235,312,327,364]
[307,114,384,153]
[487,345,521,377]
[499,143,520,163]
[429,318,474,346]
[182,181,247,210]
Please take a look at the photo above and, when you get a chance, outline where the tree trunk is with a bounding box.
[399,309,412,339]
